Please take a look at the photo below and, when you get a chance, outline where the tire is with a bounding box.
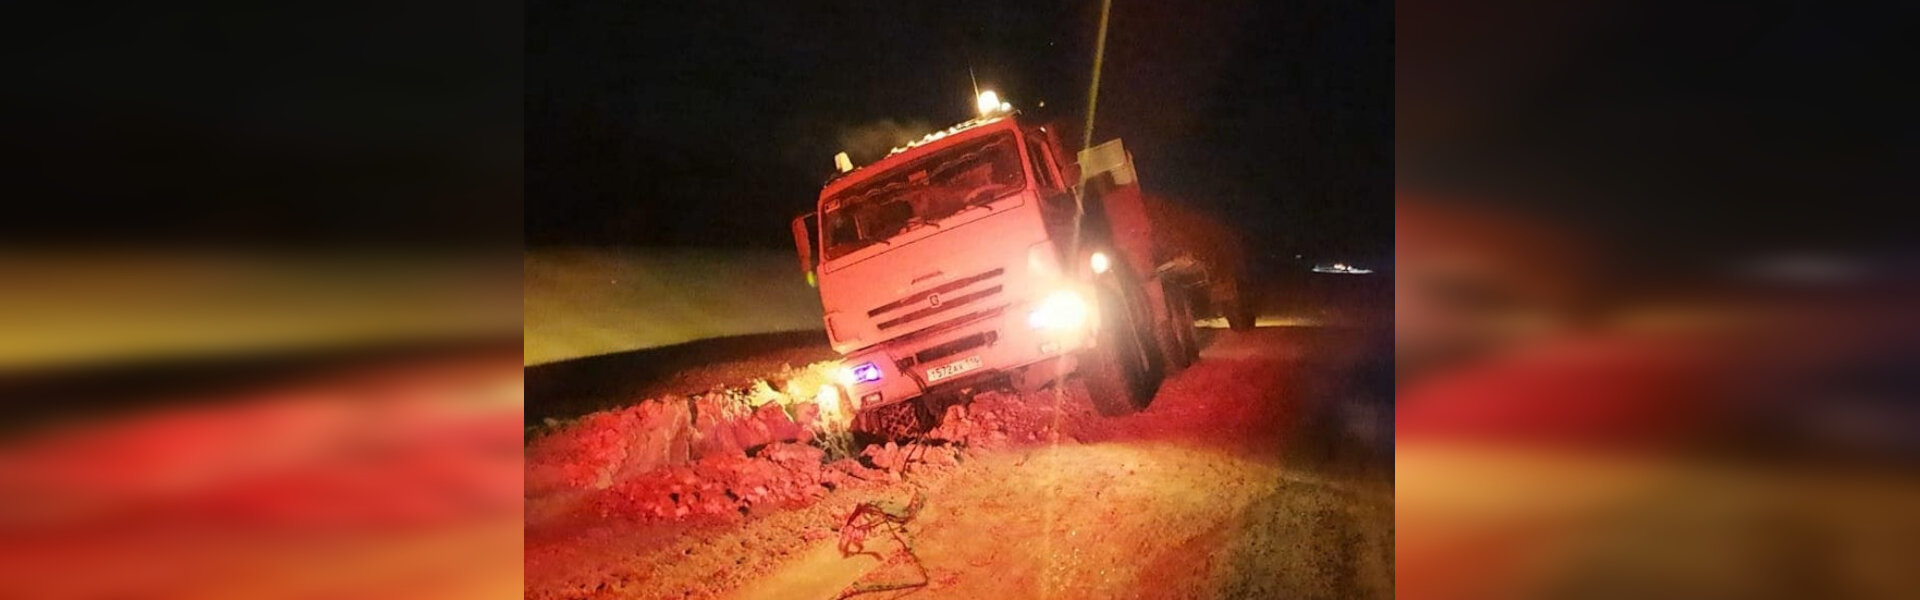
[1173,284,1201,362]
[1227,305,1255,331]
[1224,278,1256,331]
[1155,279,1198,371]
[1081,275,1162,416]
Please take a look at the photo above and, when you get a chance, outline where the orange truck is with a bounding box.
[792,95,1250,419]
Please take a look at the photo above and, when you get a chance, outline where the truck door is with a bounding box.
[1026,129,1076,229]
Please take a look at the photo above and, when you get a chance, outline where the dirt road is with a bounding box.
[526,324,1392,600]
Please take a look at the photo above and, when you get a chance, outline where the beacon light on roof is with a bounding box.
[976,90,1011,116]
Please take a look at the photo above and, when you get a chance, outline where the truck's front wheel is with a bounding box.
[1081,281,1162,415]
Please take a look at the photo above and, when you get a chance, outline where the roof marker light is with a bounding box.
[976,90,1002,116]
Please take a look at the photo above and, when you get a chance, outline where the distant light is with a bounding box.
[1089,251,1111,274]
[834,152,852,173]
[977,90,1002,116]
[1312,262,1373,275]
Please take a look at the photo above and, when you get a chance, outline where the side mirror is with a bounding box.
[791,212,819,284]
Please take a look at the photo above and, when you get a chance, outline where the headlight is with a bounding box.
[1027,289,1090,331]
[1089,251,1111,274]
[838,362,882,386]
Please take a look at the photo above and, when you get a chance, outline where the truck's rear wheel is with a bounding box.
[1226,305,1255,331]
[1082,279,1162,415]
[1224,278,1257,331]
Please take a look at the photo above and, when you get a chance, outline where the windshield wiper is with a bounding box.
[953,202,996,217]
[890,217,942,239]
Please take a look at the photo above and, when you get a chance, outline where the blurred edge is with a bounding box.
[0,0,525,596]
[1397,1,1918,599]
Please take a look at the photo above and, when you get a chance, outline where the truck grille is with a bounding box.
[875,285,1000,330]
[892,304,1006,347]
[869,268,1005,331]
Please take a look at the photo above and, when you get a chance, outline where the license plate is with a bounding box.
[925,356,983,382]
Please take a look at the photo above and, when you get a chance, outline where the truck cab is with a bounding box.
[793,100,1211,419]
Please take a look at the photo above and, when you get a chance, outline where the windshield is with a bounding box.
[821,132,1025,260]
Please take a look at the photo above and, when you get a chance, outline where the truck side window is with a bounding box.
[1027,133,1076,229]
[825,211,860,249]
[1025,134,1061,192]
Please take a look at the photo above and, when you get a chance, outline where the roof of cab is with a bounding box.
[819,114,1022,198]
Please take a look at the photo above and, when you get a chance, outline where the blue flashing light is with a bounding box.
[851,362,883,384]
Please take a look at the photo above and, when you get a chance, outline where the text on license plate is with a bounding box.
[925,356,983,382]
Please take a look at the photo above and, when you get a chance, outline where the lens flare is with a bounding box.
[1027,289,1090,331]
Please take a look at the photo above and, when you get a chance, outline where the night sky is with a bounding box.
[1398,0,1918,269]
[527,0,1391,262]
[9,1,520,247]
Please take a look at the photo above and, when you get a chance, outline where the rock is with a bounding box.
[861,442,909,472]
[525,398,697,494]
[828,458,887,481]
[760,441,826,467]
[922,446,961,468]
[925,405,976,443]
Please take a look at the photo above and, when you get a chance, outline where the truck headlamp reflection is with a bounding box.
[1027,289,1090,331]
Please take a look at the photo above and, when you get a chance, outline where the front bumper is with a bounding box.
[836,293,1096,411]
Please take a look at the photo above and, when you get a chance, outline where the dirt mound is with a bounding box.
[526,362,840,497]
[593,442,829,520]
